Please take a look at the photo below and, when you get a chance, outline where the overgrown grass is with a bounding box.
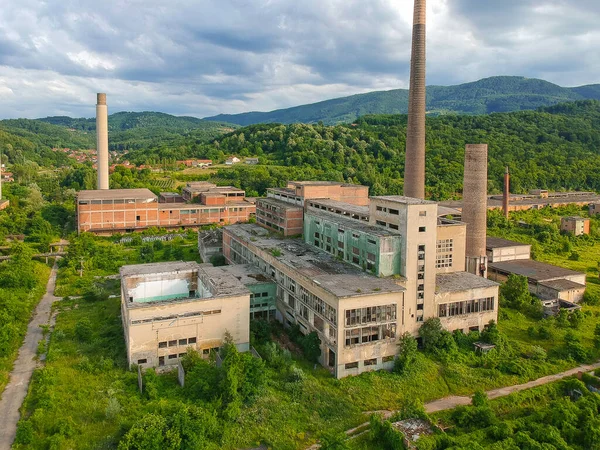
[0,261,51,396]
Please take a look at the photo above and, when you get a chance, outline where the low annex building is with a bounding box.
[120,261,250,369]
[486,237,531,263]
[77,185,255,234]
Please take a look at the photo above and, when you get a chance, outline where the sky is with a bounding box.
[0,0,598,119]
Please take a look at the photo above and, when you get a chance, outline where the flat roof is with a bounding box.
[486,237,532,250]
[372,195,437,206]
[77,188,156,201]
[157,202,252,211]
[224,224,405,298]
[204,263,275,286]
[120,261,198,277]
[489,259,584,282]
[257,197,304,210]
[539,279,586,291]
[306,209,400,237]
[436,272,499,294]
[440,191,600,210]
[438,206,462,217]
[308,198,370,216]
[562,216,588,221]
[288,181,363,187]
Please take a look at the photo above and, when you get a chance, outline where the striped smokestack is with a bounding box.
[96,93,109,190]
[463,144,488,277]
[503,167,510,219]
[403,0,426,199]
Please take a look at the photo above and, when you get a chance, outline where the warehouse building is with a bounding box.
[120,261,250,369]
[486,237,531,263]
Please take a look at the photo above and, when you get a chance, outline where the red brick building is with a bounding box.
[77,187,255,234]
[256,198,304,236]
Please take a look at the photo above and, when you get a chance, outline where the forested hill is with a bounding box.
[0,113,237,157]
[203,76,600,125]
[39,111,232,133]
[128,100,600,200]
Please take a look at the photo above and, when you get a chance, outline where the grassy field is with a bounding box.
[0,262,51,396]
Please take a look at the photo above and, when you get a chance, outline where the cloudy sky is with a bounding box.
[0,0,598,119]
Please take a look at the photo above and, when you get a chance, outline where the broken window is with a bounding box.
[188,337,197,344]
[345,362,358,369]
[168,340,177,347]
[179,339,187,346]
[158,341,167,349]
[364,358,377,366]
[137,359,147,364]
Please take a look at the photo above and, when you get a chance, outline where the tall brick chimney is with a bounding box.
[463,144,488,277]
[96,93,109,190]
[403,0,427,199]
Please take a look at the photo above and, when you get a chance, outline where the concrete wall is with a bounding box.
[537,284,586,303]
[223,228,403,378]
[303,211,402,277]
[560,218,590,236]
[122,293,250,368]
[369,198,438,332]
[486,245,531,263]
[436,222,466,274]
[435,285,498,333]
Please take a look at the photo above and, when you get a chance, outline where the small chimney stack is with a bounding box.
[463,144,488,277]
[503,166,510,220]
[96,93,109,190]
[403,0,427,199]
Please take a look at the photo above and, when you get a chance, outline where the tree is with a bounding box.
[320,431,350,450]
[394,332,418,374]
[418,318,444,352]
[500,274,532,310]
[118,414,180,450]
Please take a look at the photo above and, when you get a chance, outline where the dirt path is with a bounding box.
[305,360,600,449]
[0,263,59,450]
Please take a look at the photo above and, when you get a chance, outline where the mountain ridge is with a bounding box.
[203,76,600,125]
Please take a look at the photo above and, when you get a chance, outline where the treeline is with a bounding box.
[127,100,600,200]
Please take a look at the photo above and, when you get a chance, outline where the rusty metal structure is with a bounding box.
[463,144,489,276]
[503,167,510,219]
[403,0,427,199]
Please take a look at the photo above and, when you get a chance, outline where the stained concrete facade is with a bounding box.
[560,216,590,236]
[256,197,304,236]
[267,181,369,207]
[198,229,223,263]
[486,237,531,263]
[369,196,439,325]
[120,262,250,369]
[76,188,255,234]
[435,218,467,274]
[435,272,499,333]
[223,224,405,378]
[303,209,402,277]
[590,203,600,216]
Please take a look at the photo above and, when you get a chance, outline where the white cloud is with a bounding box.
[0,0,598,119]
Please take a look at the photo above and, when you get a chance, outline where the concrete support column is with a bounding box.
[503,167,510,219]
[96,93,109,190]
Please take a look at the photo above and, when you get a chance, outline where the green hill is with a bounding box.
[203,76,600,125]
[142,100,600,199]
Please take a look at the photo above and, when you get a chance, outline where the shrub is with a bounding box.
[74,318,93,342]
[15,420,34,445]
[209,254,226,266]
[394,332,418,374]
[472,390,488,407]
[320,431,350,450]
[106,397,122,420]
[370,414,406,449]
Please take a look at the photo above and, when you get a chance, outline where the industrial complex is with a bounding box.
[106,0,591,377]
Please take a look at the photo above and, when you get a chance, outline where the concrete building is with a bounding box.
[223,224,406,378]
[590,203,600,216]
[440,191,600,213]
[207,263,277,320]
[77,188,255,234]
[486,237,531,263]
[560,216,590,236]
[221,182,501,378]
[120,261,250,369]
[488,259,586,302]
[435,272,499,333]
[256,198,304,236]
[181,182,245,204]
[225,157,240,165]
[96,93,109,190]
[267,181,370,207]
[245,158,260,165]
[198,229,223,263]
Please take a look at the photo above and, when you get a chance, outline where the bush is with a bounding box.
[471,390,488,407]
[209,254,226,266]
[74,318,93,342]
[370,414,406,450]
[320,431,350,450]
[15,420,34,445]
[394,332,418,374]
